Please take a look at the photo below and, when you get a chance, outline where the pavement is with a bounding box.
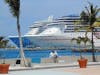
[2,62,100,75]
[62,66,100,75]
[6,65,100,75]
[6,69,79,75]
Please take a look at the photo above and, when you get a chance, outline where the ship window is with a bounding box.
[94,28,100,32]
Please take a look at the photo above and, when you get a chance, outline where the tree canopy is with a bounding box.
[0,36,9,48]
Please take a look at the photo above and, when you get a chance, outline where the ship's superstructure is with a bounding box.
[9,15,100,49]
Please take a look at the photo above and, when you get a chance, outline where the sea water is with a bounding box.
[0,49,100,63]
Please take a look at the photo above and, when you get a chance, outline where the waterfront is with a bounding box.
[0,49,100,63]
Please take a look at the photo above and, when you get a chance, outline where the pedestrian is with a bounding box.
[49,50,58,63]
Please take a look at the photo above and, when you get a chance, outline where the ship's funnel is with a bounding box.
[48,15,53,22]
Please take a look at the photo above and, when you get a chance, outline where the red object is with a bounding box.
[78,59,87,68]
[0,64,10,74]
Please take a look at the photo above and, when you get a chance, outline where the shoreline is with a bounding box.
[1,48,100,52]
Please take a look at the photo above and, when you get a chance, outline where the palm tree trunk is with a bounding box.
[91,28,96,62]
[17,16,27,67]
[79,45,82,59]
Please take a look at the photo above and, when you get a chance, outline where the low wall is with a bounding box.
[0,58,31,66]
[41,55,100,64]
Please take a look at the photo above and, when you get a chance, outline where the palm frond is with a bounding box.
[90,3,94,14]
[85,6,90,16]
[95,8,100,17]
[0,36,4,41]
[4,0,20,17]
[5,0,10,3]
[71,37,82,45]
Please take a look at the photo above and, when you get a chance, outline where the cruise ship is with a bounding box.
[9,15,100,49]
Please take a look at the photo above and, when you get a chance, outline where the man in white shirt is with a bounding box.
[49,50,58,63]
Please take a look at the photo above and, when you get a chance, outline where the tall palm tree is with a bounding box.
[80,2,100,62]
[5,0,27,66]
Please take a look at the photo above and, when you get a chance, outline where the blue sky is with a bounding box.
[0,0,100,36]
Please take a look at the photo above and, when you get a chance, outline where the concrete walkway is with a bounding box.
[3,62,100,75]
[60,66,100,75]
[7,70,79,75]
[6,65,100,75]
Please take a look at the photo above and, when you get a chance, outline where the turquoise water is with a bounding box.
[0,49,100,63]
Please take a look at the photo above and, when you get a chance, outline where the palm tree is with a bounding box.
[81,32,91,51]
[71,37,83,59]
[0,36,9,48]
[80,2,100,62]
[71,33,91,59]
[5,0,27,66]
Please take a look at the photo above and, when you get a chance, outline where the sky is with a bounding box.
[0,0,100,36]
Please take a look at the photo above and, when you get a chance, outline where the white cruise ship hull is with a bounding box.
[25,32,100,49]
[26,35,72,48]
